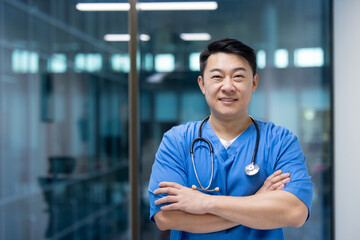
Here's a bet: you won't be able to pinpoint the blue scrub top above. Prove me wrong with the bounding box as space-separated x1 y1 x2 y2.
148 119 313 240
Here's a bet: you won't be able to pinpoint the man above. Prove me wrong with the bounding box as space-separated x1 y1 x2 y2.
148 38 313 239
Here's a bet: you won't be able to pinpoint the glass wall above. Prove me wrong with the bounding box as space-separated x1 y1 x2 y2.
0 0 332 239
138 0 332 240
0 0 129 239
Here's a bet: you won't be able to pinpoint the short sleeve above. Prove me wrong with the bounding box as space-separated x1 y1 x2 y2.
272 130 314 218
148 127 188 223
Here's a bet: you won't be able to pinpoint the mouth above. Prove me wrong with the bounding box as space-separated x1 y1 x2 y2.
219 98 238 102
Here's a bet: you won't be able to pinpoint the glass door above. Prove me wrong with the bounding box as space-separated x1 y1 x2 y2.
0 0 130 239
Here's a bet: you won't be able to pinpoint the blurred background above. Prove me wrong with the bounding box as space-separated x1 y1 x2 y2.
0 0 332 239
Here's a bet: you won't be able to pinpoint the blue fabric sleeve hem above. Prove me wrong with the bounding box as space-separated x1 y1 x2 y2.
149 191 161 223
281 185 313 220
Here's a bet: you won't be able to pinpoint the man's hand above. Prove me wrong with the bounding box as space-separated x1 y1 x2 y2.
256 170 290 195
154 170 290 214
154 182 211 214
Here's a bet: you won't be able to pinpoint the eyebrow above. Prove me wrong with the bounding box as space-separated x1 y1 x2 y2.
209 67 247 72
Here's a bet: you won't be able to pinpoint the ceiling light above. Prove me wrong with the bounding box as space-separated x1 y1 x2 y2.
137 2 218 11
76 3 130 11
294 48 324 67
104 34 130 42
104 34 151 42
274 49 289 68
140 34 151 41
180 33 211 41
76 2 217 11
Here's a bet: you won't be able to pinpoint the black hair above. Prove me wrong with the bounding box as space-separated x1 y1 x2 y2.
199 38 257 77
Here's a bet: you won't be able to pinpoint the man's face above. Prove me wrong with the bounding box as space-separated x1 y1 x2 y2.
198 52 258 120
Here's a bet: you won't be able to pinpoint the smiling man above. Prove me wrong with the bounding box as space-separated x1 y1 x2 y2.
148 38 313 240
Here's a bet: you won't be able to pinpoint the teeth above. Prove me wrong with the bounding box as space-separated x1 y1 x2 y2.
221 98 235 101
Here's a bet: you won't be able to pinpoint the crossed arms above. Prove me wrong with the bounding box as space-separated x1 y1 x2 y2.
153 170 308 233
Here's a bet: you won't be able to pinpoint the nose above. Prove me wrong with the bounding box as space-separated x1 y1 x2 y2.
221 77 235 93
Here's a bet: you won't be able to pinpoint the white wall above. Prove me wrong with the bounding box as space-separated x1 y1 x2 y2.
334 0 360 239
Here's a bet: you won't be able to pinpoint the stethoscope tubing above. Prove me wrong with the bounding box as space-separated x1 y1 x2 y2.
190 116 260 192
250 116 260 166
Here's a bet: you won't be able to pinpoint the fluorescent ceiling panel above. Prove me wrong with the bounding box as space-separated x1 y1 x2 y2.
74 53 102 72
48 54 67 73
104 34 150 42
294 48 324 67
76 2 218 11
274 49 289 68
12 50 39 73
137 2 218 11
76 3 130 11
111 54 130 73
256 50 266 69
104 34 130 42
155 54 175 72
189 52 201 71
180 33 211 41
140 34 151 41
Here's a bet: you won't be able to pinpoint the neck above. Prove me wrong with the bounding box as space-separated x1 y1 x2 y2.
209 114 252 141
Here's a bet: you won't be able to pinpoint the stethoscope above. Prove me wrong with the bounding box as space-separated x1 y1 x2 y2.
190 116 260 192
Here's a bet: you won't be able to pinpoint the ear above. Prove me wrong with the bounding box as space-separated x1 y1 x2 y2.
252 74 259 93
198 76 205 94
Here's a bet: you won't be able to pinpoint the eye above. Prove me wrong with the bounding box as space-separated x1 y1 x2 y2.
234 74 244 78
211 75 223 80
233 74 245 81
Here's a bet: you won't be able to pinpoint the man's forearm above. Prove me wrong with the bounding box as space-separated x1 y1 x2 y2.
207 190 308 229
153 171 297 232
154 210 238 233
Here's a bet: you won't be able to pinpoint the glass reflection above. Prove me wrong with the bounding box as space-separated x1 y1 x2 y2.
0 0 129 239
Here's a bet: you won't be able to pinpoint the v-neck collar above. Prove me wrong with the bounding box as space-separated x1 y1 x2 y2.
202 120 256 159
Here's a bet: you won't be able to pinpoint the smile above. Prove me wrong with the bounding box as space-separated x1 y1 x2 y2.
219 98 237 102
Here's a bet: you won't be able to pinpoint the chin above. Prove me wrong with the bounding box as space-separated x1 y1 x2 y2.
214 112 241 120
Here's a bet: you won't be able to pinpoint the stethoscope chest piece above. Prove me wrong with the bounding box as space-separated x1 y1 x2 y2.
245 163 260 176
